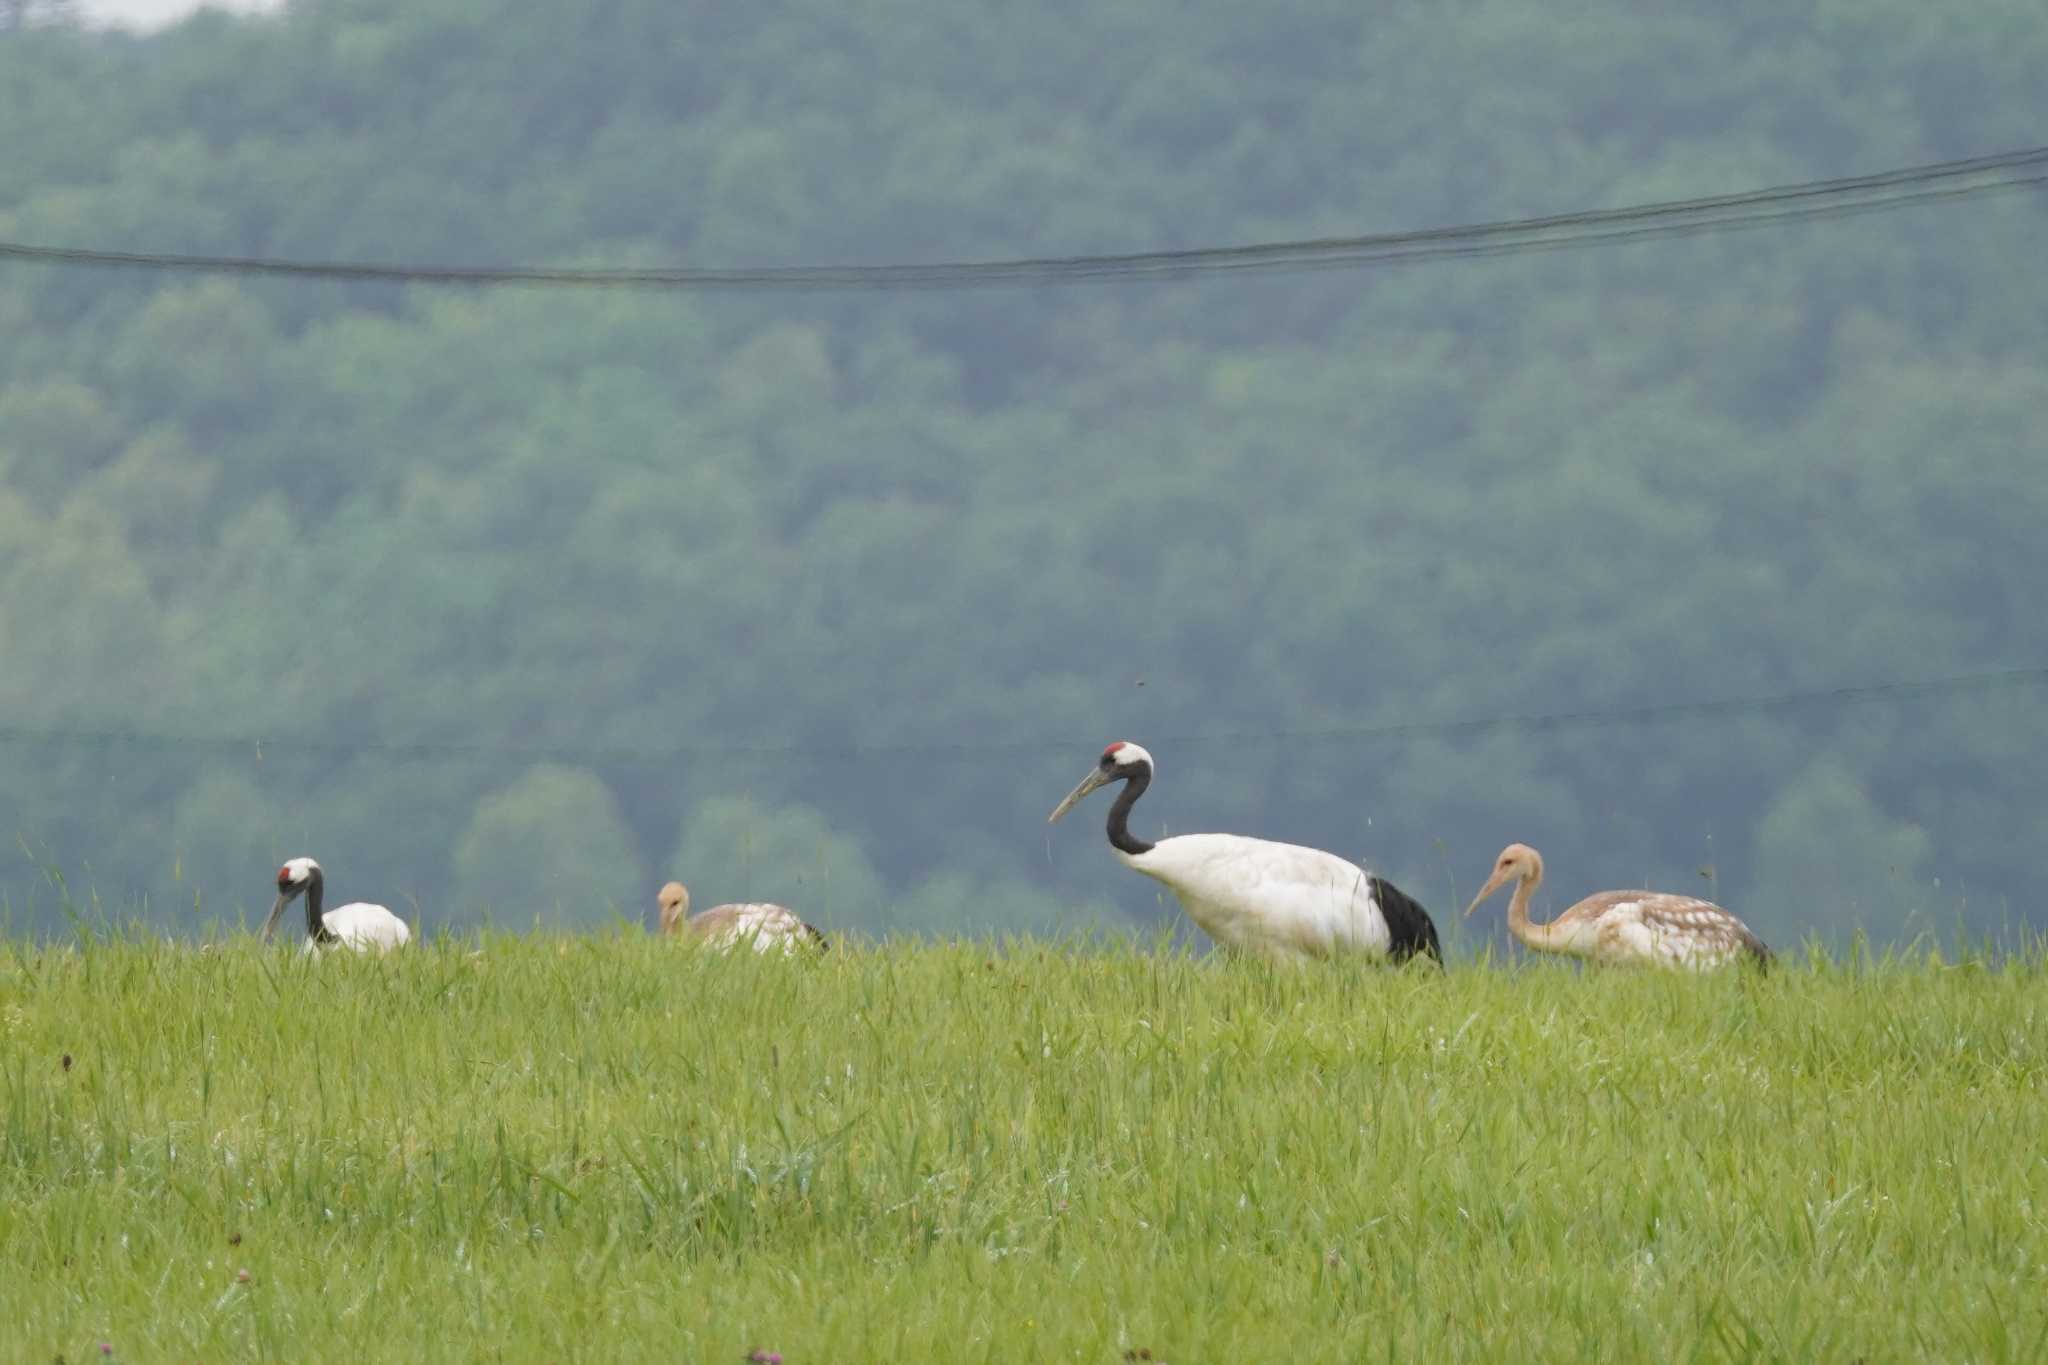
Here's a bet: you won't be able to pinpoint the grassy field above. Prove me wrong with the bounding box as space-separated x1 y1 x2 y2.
3 931 2045 1362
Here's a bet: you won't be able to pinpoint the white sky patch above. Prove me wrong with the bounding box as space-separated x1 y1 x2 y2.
75 0 282 32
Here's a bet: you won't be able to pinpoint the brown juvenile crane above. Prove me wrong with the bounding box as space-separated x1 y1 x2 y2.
1464 843 1770 969
657 881 827 954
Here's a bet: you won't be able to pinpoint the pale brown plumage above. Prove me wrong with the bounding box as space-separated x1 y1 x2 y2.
656 881 828 954
1464 843 1770 969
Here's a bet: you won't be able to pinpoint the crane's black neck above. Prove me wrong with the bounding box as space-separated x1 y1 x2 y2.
302 869 337 944
1106 767 1155 857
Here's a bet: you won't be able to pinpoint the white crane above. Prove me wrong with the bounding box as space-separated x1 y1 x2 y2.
1464 843 1771 969
261 857 412 954
657 881 828 954
1047 741 1440 965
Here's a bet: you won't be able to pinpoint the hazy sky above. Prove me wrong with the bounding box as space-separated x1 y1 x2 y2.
78 0 278 30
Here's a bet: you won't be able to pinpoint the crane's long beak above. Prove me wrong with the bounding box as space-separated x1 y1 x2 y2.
1048 766 1112 823
1464 868 1513 918
261 891 290 942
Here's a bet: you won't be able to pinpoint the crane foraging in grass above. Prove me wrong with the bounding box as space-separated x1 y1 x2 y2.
262 857 412 954
657 881 828 954
1464 843 1770 969
1047 741 1440 965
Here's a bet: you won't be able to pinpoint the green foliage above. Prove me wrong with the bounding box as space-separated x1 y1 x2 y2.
666 795 885 932
1752 759 1936 946
889 868 1100 940
1 937 2044 1359
453 765 643 928
0 378 124 504
168 770 290 921
0 0 2044 939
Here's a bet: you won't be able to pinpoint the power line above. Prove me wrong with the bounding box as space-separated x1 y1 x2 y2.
2 666 2040 766
1 147 2042 293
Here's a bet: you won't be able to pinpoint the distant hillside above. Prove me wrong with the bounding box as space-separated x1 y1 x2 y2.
1 0 2044 941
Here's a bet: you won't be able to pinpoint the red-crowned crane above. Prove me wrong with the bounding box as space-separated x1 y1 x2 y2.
1048 741 1439 965
1465 843 1770 969
657 881 828 954
262 857 412 954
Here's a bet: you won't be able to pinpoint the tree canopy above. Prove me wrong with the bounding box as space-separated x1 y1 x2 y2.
1 0 2043 947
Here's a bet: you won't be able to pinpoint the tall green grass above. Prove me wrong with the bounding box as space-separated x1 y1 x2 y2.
2 932 2044 1361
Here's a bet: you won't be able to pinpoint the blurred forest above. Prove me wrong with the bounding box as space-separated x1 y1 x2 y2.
0 0 2043 947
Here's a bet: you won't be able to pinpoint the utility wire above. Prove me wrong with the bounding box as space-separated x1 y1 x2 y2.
2 666 2041 766
1 147 2043 293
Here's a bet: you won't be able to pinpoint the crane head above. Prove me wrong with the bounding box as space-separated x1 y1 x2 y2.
277 857 320 892
263 857 322 941
1048 741 1154 823
656 881 691 934
1465 843 1544 917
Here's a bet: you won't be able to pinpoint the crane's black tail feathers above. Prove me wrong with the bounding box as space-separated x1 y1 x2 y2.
802 920 831 950
1371 877 1442 966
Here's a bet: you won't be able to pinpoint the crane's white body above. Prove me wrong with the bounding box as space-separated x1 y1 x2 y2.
307 901 413 955
1050 742 1438 965
692 903 818 955
1118 833 1396 963
1548 891 1763 970
657 881 826 954
265 857 412 955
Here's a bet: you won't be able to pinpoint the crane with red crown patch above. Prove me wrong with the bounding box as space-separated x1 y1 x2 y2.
262 857 412 954
1048 741 1439 965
